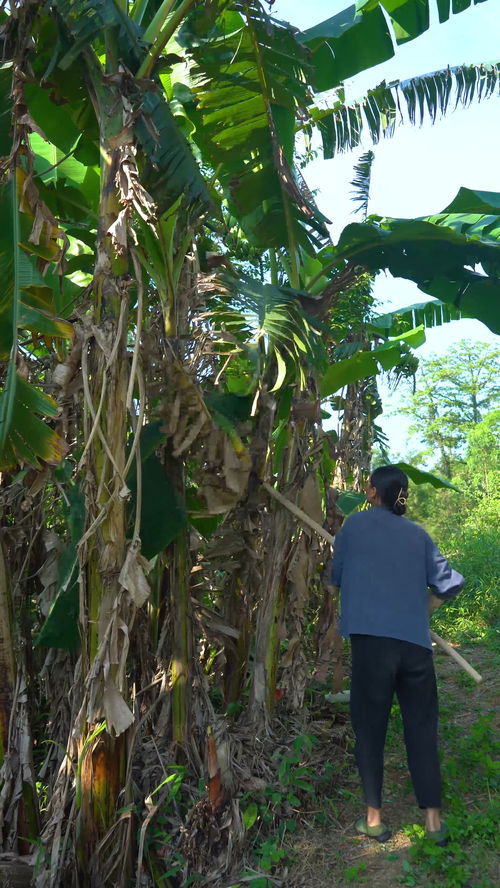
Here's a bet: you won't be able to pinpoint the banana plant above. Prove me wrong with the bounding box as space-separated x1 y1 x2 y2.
0 1 215 882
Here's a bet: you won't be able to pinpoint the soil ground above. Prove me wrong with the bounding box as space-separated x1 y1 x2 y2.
286 640 500 888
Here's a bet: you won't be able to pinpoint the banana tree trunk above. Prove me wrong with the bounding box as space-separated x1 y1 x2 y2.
219 394 277 709
249 423 299 728
75 76 132 885
314 487 346 689
249 509 292 727
0 534 40 852
223 573 252 706
333 379 372 492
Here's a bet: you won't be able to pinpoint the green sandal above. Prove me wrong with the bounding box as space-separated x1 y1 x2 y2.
426 823 449 847
355 817 392 843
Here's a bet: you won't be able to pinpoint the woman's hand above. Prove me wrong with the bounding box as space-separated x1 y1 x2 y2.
428 593 444 614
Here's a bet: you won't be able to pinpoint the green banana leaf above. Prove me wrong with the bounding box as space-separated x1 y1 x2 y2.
337 490 366 515
35 474 85 650
0 174 74 358
395 462 459 491
441 187 500 215
320 326 425 398
369 299 461 337
0 171 73 469
48 0 213 217
0 370 66 470
127 424 187 560
302 0 490 93
335 214 500 334
179 1 330 251
208 271 327 392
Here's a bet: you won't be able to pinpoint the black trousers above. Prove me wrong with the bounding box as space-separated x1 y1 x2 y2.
350 634 442 809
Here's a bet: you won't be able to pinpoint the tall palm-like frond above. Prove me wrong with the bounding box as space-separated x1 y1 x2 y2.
350 150 375 218
370 299 462 337
179 1 330 255
309 63 500 159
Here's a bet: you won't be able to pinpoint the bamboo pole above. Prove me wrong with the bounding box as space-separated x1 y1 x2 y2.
262 482 334 545
262 481 483 684
430 632 482 683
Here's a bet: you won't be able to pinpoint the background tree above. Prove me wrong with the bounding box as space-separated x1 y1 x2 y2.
403 406 500 641
398 340 500 476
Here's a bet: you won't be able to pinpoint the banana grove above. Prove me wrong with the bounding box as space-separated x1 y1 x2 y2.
0 1 499 885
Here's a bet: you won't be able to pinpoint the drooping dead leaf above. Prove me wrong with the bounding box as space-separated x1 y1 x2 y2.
118 541 150 607
172 412 208 458
102 676 134 736
38 531 64 616
222 436 251 495
199 480 241 515
298 472 323 527
107 208 129 254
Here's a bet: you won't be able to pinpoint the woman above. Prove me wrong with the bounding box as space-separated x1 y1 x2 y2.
331 465 464 846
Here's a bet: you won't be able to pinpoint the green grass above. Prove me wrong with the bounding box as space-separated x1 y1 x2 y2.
387 648 500 888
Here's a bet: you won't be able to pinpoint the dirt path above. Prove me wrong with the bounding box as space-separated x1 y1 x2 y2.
287 641 500 887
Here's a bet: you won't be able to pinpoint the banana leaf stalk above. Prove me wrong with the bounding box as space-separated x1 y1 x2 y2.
170 528 192 744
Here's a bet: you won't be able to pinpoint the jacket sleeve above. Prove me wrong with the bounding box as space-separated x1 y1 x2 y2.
330 526 345 587
425 537 464 599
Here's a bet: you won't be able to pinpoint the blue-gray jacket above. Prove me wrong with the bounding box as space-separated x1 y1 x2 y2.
330 506 464 650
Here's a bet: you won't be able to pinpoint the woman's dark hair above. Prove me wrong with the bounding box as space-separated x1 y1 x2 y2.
370 465 409 516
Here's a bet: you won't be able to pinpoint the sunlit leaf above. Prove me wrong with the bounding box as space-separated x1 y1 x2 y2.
336 214 500 334
0 372 65 470
396 462 460 491
179 2 330 250
319 327 425 397
302 2 489 93
269 349 288 392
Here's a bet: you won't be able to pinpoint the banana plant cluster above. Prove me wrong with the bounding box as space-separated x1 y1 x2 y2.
0 0 499 885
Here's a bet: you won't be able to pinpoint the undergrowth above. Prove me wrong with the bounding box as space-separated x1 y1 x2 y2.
231 731 343 887
144 573 499 886
235 642 500 887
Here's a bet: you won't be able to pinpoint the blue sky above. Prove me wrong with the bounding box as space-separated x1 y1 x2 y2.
274 0 500 454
